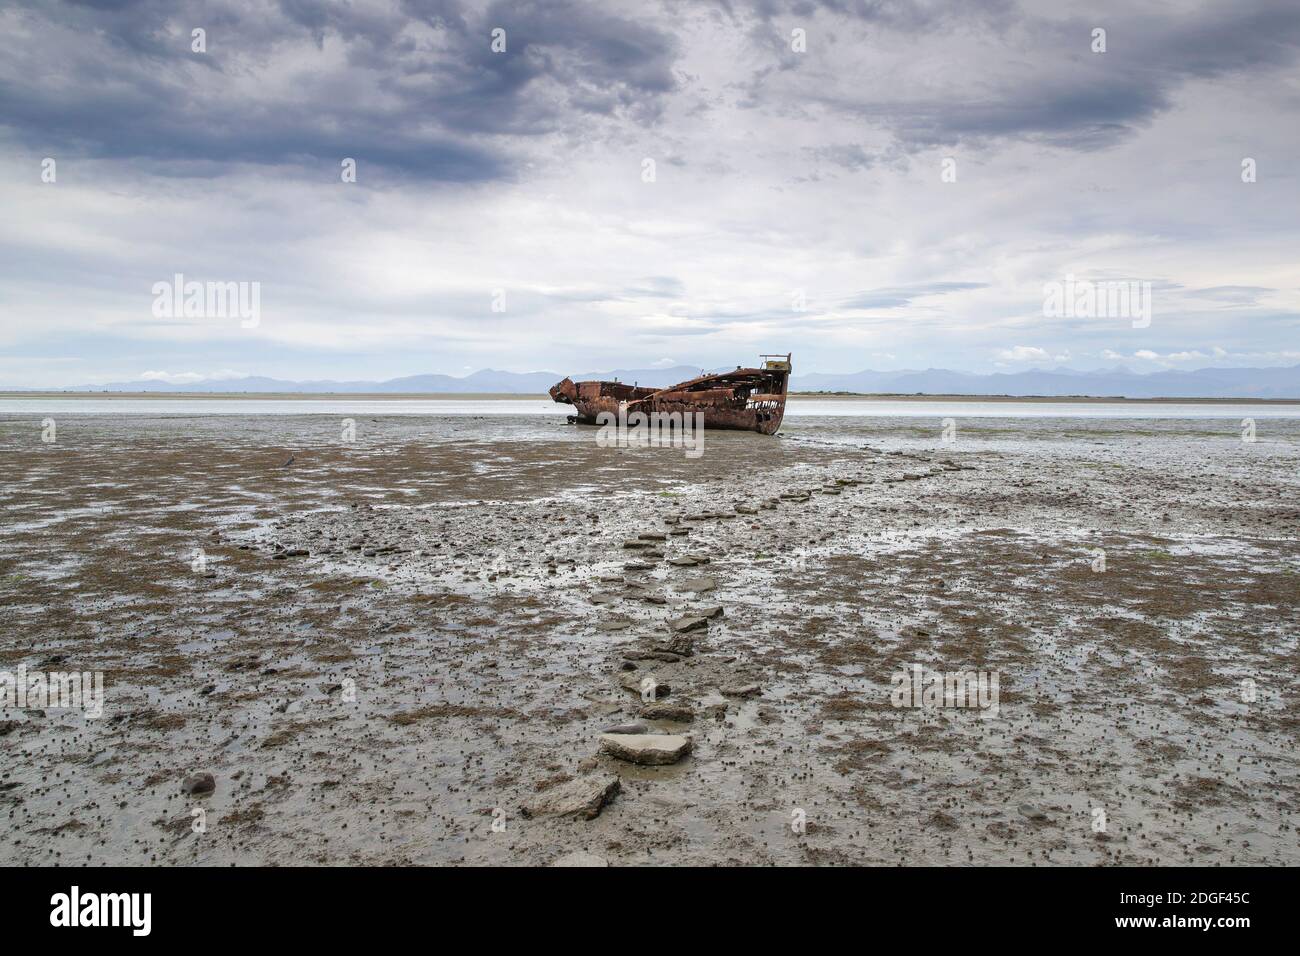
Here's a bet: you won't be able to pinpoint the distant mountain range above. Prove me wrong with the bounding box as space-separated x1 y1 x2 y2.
6 364 1300 399
793 364 1300 399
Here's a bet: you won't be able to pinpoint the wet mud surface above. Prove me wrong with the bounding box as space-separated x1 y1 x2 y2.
2 412 1298 865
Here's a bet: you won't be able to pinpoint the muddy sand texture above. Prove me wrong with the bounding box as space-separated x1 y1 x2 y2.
1 412 1298 866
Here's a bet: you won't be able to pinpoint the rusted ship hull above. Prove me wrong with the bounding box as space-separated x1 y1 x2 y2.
549 354 791 436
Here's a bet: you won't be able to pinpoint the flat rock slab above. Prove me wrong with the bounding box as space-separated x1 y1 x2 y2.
676 576 717 593
670 615 709 633
640 703 694 722
603 722 648 735
623 650 681 663
652 634 695 657
721 683 761 698
520 773 620 820
599 733 692 766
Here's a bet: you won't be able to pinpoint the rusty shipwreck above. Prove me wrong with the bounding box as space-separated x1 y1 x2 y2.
549 354 792 435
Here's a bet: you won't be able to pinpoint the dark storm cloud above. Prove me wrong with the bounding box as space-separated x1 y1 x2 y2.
746 0 1017 32
0 0 679 180
9 0 1297 183
741 0 1300 153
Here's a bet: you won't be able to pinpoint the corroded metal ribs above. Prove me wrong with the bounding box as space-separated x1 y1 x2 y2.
549 354 791 435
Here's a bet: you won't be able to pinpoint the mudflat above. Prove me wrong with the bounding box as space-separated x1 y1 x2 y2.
1 412 1297 865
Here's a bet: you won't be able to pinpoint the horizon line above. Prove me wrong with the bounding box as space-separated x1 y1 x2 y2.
5 359 1300 391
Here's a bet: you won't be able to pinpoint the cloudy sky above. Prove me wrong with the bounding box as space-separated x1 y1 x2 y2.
2 0 1298 386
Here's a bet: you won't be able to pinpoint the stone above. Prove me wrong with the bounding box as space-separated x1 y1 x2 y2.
604 722 648 735
670 615 708 633
623 650 681 663
640 703 694 722
599 733 692 766
653 634 695 657
696 606 724 619
676 575 716 593
721 683 761 698
181 773 215 796
520 772 620 820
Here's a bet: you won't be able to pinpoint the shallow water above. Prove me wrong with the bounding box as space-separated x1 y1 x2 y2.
3 397 1299 419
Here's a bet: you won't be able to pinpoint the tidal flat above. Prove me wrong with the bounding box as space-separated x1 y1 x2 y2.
1 409 1297 866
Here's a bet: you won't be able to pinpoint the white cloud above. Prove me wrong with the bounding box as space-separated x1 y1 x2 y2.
1097 347 1300 368
998 346 1051 363
139 370 248 384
